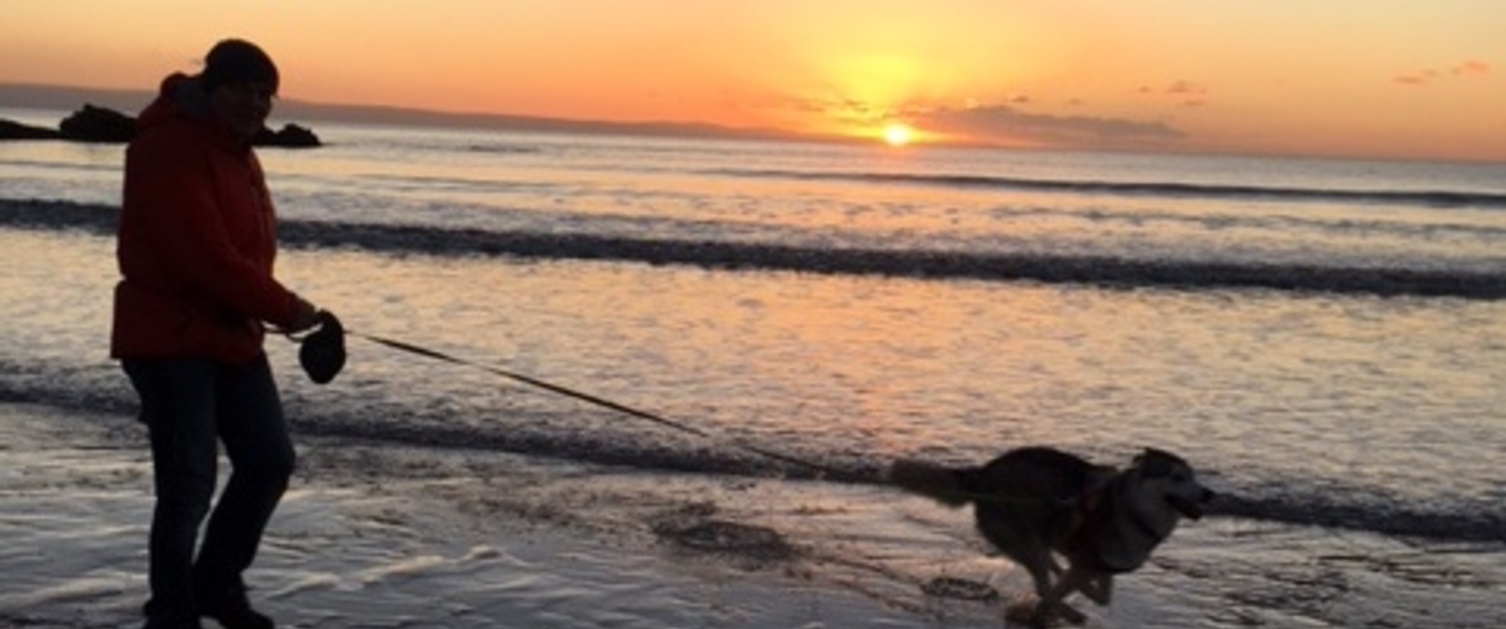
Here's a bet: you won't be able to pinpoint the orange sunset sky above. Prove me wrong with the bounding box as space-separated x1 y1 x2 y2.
2 1 1503 162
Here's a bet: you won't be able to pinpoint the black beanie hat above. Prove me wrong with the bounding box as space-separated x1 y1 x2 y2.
201 39 279 95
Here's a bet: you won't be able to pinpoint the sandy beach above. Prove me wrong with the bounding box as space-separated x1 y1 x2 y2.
2 401 1013 629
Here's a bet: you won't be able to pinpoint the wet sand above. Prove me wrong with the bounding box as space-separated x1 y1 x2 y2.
7 393 1506 629
0 403 985 629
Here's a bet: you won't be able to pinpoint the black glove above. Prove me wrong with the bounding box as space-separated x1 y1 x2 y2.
299 310 346 384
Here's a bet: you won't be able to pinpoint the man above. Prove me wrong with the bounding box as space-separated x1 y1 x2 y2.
113 39 322 629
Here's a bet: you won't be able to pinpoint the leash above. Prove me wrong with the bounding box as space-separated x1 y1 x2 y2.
342 330 849 479
285 325 1108 506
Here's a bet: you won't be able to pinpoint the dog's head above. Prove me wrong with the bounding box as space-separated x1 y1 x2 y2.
1131 448 1215 520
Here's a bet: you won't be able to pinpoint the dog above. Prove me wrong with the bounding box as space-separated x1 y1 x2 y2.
888 447 1214 627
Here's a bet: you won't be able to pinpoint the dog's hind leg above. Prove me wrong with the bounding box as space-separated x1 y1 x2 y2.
1078 574 1113 605
1005 558 1088 628
1046 552 1067 577
1030 566 1093 628
1018 550 1060 608
1004 546 1079 629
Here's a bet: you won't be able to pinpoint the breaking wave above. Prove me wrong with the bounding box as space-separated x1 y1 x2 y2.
5 198 1504 300
707 168 1506 209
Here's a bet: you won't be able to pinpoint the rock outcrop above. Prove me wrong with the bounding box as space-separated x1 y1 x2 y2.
0 118 63 140
58 104 137 143
256 123 321 148
1 104 322 148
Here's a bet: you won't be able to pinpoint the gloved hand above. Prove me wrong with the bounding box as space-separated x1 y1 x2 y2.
299 310 346 384
286 297 322 333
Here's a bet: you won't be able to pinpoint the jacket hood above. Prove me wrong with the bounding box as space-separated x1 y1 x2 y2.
135 72 252 153
137 73 206 131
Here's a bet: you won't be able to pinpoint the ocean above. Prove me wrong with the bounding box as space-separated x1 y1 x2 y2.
2 106 1503 627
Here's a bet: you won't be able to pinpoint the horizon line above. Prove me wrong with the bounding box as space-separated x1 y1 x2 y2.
3 81 1502 166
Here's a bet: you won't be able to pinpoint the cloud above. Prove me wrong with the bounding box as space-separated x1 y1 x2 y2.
917 103 1185 147
1139 80 1210 106
1453 59 1491 76
1395 68 1442 85
1164 80 1208 95
774 90 1187 149
1395 60 1491 85
791 94 884 121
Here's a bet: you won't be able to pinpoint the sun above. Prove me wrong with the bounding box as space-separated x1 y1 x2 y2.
882 123 914 147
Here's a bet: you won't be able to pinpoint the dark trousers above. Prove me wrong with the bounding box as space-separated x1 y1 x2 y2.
124 353 295 621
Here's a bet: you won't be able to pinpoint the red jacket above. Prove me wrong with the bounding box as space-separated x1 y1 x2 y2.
111 74 302 363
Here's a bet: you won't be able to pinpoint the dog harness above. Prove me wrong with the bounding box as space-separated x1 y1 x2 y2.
1067 474 1167 573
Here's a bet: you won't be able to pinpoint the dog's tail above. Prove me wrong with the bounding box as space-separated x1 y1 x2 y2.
886 459 980 508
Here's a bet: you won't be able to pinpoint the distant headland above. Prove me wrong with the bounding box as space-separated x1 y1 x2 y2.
0 82 809 145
